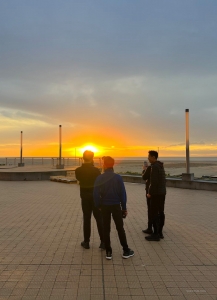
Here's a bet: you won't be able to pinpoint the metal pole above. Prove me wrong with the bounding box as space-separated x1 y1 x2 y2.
20 131 23 164
185 109 190 173
59 125 62 165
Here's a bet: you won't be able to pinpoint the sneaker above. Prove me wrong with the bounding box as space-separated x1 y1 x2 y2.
99 242 105 250
122 249 134 259
81 241 90 249
159 233 164 239
142 228 153 234
145 234 160 241
106 251 112 260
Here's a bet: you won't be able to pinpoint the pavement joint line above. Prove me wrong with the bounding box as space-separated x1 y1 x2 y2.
0 263 216 266
101 250 106 300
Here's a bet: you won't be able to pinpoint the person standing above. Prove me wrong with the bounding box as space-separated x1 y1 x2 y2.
142 163 152 234
145 150 166 241
75 150 104 249
94 156 134 260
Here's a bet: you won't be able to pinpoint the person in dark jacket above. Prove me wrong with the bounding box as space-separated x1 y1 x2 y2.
142 165 152 234
75 150 104 249
145 150 166 241
94 156 134 260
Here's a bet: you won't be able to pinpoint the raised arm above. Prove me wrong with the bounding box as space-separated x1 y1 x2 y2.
142 166 151 180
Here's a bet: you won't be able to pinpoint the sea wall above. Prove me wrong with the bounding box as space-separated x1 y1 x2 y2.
120 175 217 192
0 170 69 181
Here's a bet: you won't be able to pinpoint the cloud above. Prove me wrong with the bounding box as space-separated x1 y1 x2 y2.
164 141 207 149
112 76 146 94
129 110 140 118
0 143 19 147
0 107 76 130
204 107 217 114
0 109 43 121
0 1 217 155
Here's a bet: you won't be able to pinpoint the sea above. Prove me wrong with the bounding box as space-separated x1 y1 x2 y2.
112 157 217 177
1 156 217 177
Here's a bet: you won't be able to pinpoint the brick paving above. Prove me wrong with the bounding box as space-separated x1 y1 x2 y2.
0 181 216 300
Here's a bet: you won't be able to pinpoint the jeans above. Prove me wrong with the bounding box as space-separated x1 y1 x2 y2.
81 197 104 243
150 195 165 234
101 204 129 252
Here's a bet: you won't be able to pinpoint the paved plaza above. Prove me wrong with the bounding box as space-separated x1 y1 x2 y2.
0 181 216 300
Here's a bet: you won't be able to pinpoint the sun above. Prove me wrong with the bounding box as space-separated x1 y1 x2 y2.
81 145 98 154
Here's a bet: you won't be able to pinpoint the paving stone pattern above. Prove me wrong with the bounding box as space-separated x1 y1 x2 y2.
0 181 216 300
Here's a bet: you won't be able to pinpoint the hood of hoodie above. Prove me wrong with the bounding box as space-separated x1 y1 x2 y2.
152 161 164 168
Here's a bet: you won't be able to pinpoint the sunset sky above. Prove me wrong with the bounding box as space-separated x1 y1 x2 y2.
1 1 217 157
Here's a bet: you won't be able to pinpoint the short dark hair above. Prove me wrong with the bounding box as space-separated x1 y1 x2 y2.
103 156 115 168
148 150 158 159
83 150 94 162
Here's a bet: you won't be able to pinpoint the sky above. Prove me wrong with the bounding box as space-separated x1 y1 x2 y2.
0 0 217 157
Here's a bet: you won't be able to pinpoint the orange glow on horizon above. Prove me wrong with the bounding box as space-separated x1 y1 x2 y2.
1 132 217 157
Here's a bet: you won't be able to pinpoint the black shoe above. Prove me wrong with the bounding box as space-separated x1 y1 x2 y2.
159 233 164 239
99 242 105 250
106 251 112 260
142 228 153 234
122 249 134 259
81 241 90 249
145 234 160 241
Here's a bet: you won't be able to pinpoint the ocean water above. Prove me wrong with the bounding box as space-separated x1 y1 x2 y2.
1 156 217 177
113 157 217 162
112 157 217 177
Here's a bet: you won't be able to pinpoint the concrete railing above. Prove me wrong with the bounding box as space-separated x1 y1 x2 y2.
120 175 217 192
0 157 103 168
0 157 82 167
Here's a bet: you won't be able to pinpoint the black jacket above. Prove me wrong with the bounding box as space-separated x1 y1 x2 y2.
142 166 151 191
148 161 166 195
75 163 101 198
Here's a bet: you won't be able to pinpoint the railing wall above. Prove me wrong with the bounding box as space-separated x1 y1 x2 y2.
0 157 102 168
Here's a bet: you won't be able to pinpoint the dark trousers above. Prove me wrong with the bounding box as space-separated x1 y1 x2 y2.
150 195 165 235
146 195 152 229
101 204 129 252
81 197 104 243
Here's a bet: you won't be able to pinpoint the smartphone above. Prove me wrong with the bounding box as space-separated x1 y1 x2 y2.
143 161 148 167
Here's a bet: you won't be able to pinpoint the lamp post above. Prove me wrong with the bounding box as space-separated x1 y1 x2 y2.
185 109 190 174
18 131 25 167
56 125 64 169
182 109 194 181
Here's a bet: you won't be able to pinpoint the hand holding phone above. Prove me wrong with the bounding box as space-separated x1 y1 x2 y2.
143 161 148 170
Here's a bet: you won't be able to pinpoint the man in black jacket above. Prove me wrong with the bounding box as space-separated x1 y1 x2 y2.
144 150 166 241
75 150 104 249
